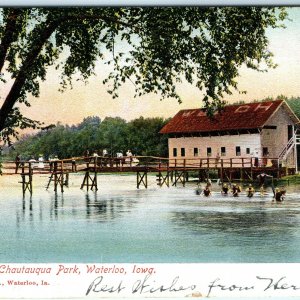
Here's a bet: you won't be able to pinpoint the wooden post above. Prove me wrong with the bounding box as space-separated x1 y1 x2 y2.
80 157 98 191
170 170 174 182
21 163 26 195
145 171 148 188
29 163 33 195
20 162 33 195
156 172 162 186
93 156 98 191
166 164 170 187
220 159 224 184
250 157 253 180
60 160 64 193
137 171 147 189
64 173 69 187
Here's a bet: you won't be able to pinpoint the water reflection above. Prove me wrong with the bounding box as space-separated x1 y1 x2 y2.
85 193 137 222
15 191 139 225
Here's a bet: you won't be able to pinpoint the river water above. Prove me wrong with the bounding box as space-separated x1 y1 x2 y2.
0 174 299 263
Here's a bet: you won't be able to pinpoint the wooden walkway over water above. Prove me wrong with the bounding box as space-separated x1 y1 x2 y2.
1 156 295 195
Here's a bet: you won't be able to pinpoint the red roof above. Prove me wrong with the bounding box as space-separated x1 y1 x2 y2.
160 100 284 134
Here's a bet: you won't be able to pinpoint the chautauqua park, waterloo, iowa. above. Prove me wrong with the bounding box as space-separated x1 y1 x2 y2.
1 7 300 264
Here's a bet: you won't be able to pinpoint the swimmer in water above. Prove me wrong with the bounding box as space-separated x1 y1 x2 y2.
232 184 241 197
195 183 202 195
274 188 284 202
221 183 229 195
246 184 255 198
203 185 211 197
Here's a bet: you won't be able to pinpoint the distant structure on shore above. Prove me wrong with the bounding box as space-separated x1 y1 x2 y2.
160 100 300 171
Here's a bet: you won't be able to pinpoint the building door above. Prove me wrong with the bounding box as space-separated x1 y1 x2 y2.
262 147 269 156
288 125 293 141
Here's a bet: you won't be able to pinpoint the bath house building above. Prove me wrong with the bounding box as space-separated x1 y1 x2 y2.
160 100 300 172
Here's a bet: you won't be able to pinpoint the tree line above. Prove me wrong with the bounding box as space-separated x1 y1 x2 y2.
5 116 170 160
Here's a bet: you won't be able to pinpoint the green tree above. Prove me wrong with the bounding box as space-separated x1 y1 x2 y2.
0 7 287 144
8 115 170 159
287 97 300 119
98 117 128 156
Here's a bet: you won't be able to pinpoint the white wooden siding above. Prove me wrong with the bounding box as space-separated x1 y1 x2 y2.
168 134 261 160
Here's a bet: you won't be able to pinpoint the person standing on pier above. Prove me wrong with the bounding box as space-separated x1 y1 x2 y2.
15 153 21 174
38 154 44 169
71 159 77 172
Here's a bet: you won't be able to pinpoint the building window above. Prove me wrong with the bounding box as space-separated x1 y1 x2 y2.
236 146 241 156
221 147 226 156
246 147 250 155
181 148 185 157
173 148 177 157
194 148 199 157
207 147 212 157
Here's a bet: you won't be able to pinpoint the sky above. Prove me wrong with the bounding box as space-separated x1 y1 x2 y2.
4 7 300 127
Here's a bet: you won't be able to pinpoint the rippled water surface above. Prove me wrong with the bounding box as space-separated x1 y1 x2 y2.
0 174 300 263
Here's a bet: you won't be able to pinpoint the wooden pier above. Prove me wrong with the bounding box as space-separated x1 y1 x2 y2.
1 155 296 195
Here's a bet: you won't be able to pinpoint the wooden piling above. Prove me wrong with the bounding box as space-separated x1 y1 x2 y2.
19 162 33 195
137 171 148 189
80 157 98 191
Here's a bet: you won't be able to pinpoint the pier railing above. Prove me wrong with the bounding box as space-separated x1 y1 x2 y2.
1 155 295 194
2 155 283 175
168 157 280 169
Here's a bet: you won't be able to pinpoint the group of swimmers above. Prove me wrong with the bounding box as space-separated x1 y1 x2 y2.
196 181 286 202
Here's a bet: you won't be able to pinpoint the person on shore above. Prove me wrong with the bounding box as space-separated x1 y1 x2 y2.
203 185 211 197
15 153 21 174
84 149 90 162
221 183 229 195
246 184 255 198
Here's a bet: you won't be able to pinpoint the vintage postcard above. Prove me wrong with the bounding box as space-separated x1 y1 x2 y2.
0 3 300 299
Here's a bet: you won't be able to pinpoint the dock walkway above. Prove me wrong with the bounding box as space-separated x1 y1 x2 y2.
1 156 295 194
